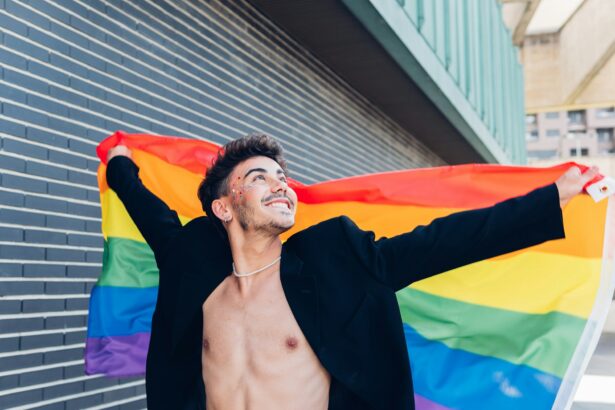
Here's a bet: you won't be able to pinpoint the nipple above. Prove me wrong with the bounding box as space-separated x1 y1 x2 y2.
202 339 210 351
285 336 299 350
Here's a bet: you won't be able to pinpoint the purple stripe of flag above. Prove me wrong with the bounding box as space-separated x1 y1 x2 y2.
414 394 454 410
85 332 150 377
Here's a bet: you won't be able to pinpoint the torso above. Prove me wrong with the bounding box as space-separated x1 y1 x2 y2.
201 271 331 410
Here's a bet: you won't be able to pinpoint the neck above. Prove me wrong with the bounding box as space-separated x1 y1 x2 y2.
228 228 282 292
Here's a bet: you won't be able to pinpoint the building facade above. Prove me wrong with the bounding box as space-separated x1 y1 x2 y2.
513 0 615 162
526 106 615 161
516 0 615 112
0 0 523 408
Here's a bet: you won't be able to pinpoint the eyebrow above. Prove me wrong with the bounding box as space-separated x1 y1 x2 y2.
243 168 287 178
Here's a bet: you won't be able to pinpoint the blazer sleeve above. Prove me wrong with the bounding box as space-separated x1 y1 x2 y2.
341 183 566 291
106 156 182 264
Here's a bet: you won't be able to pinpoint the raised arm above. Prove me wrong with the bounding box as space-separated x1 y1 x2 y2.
106 147 182 264
343 166 599 291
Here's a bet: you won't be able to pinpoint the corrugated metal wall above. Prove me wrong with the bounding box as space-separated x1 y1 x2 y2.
0 0 444 408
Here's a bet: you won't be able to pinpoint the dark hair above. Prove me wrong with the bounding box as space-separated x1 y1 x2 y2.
198 133 288 236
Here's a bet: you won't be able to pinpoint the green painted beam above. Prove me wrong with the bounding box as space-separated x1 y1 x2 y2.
341 0 526 164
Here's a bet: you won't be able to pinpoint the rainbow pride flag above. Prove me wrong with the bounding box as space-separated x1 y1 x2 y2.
87 131 615 409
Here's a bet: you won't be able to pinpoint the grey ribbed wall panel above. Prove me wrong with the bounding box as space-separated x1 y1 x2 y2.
0 0 444 408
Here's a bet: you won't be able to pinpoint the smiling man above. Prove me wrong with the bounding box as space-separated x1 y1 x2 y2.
197 145 329 409
105 134 598 410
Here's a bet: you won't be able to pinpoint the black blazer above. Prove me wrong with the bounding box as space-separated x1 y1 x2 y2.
106 156 566 410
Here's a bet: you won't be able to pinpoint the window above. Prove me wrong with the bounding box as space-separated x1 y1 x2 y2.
525 114 537 125
597 128 614 141
596 107 615 119
570 148 589 157
567 110 585 124
527 149 557 159
545 112 560 119
546 129 560 137
525 130 539 141
567 130 586 139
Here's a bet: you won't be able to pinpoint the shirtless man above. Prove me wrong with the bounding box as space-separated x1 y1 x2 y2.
201 155 330 409
106 134 598 410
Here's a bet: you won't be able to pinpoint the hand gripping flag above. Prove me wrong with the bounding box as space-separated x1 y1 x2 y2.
87 131 615 409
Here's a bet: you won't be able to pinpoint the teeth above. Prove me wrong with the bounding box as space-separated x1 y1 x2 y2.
267 202 290 209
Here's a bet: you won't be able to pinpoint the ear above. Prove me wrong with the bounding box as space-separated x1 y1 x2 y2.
211 198 231 223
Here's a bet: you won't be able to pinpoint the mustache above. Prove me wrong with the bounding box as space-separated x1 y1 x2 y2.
262 193 293 205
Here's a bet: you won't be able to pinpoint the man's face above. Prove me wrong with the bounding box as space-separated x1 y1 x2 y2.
225 156 297 235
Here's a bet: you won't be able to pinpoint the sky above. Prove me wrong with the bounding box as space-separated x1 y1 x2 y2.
526 0 585 34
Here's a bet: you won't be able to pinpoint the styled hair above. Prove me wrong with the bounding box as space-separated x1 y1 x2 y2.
197 133 288 236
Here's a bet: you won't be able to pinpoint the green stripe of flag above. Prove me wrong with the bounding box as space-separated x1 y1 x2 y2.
98 237 159 288
397 287 586 378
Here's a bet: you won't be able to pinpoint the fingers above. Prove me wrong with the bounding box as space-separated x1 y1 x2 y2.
567 166 582 177
580 166 600 185
106 145 132 162
582 165 599 179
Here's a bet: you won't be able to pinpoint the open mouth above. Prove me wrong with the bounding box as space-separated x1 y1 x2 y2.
264 199 292 211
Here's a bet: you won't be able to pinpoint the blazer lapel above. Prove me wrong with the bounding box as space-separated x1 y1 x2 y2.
171 270 214 353
280 247 363 403
279 247 321 353
170 229 231 353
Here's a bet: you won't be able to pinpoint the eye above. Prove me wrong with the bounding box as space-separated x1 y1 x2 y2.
254 175 266 181
279 176 287 183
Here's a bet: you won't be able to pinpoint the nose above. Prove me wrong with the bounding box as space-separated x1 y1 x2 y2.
271 178 287 193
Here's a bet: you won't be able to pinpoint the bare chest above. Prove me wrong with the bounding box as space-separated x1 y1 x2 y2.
201 274 330 409
201 274 310 361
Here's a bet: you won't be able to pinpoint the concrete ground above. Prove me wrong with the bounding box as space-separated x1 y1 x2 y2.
572 301 615 409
